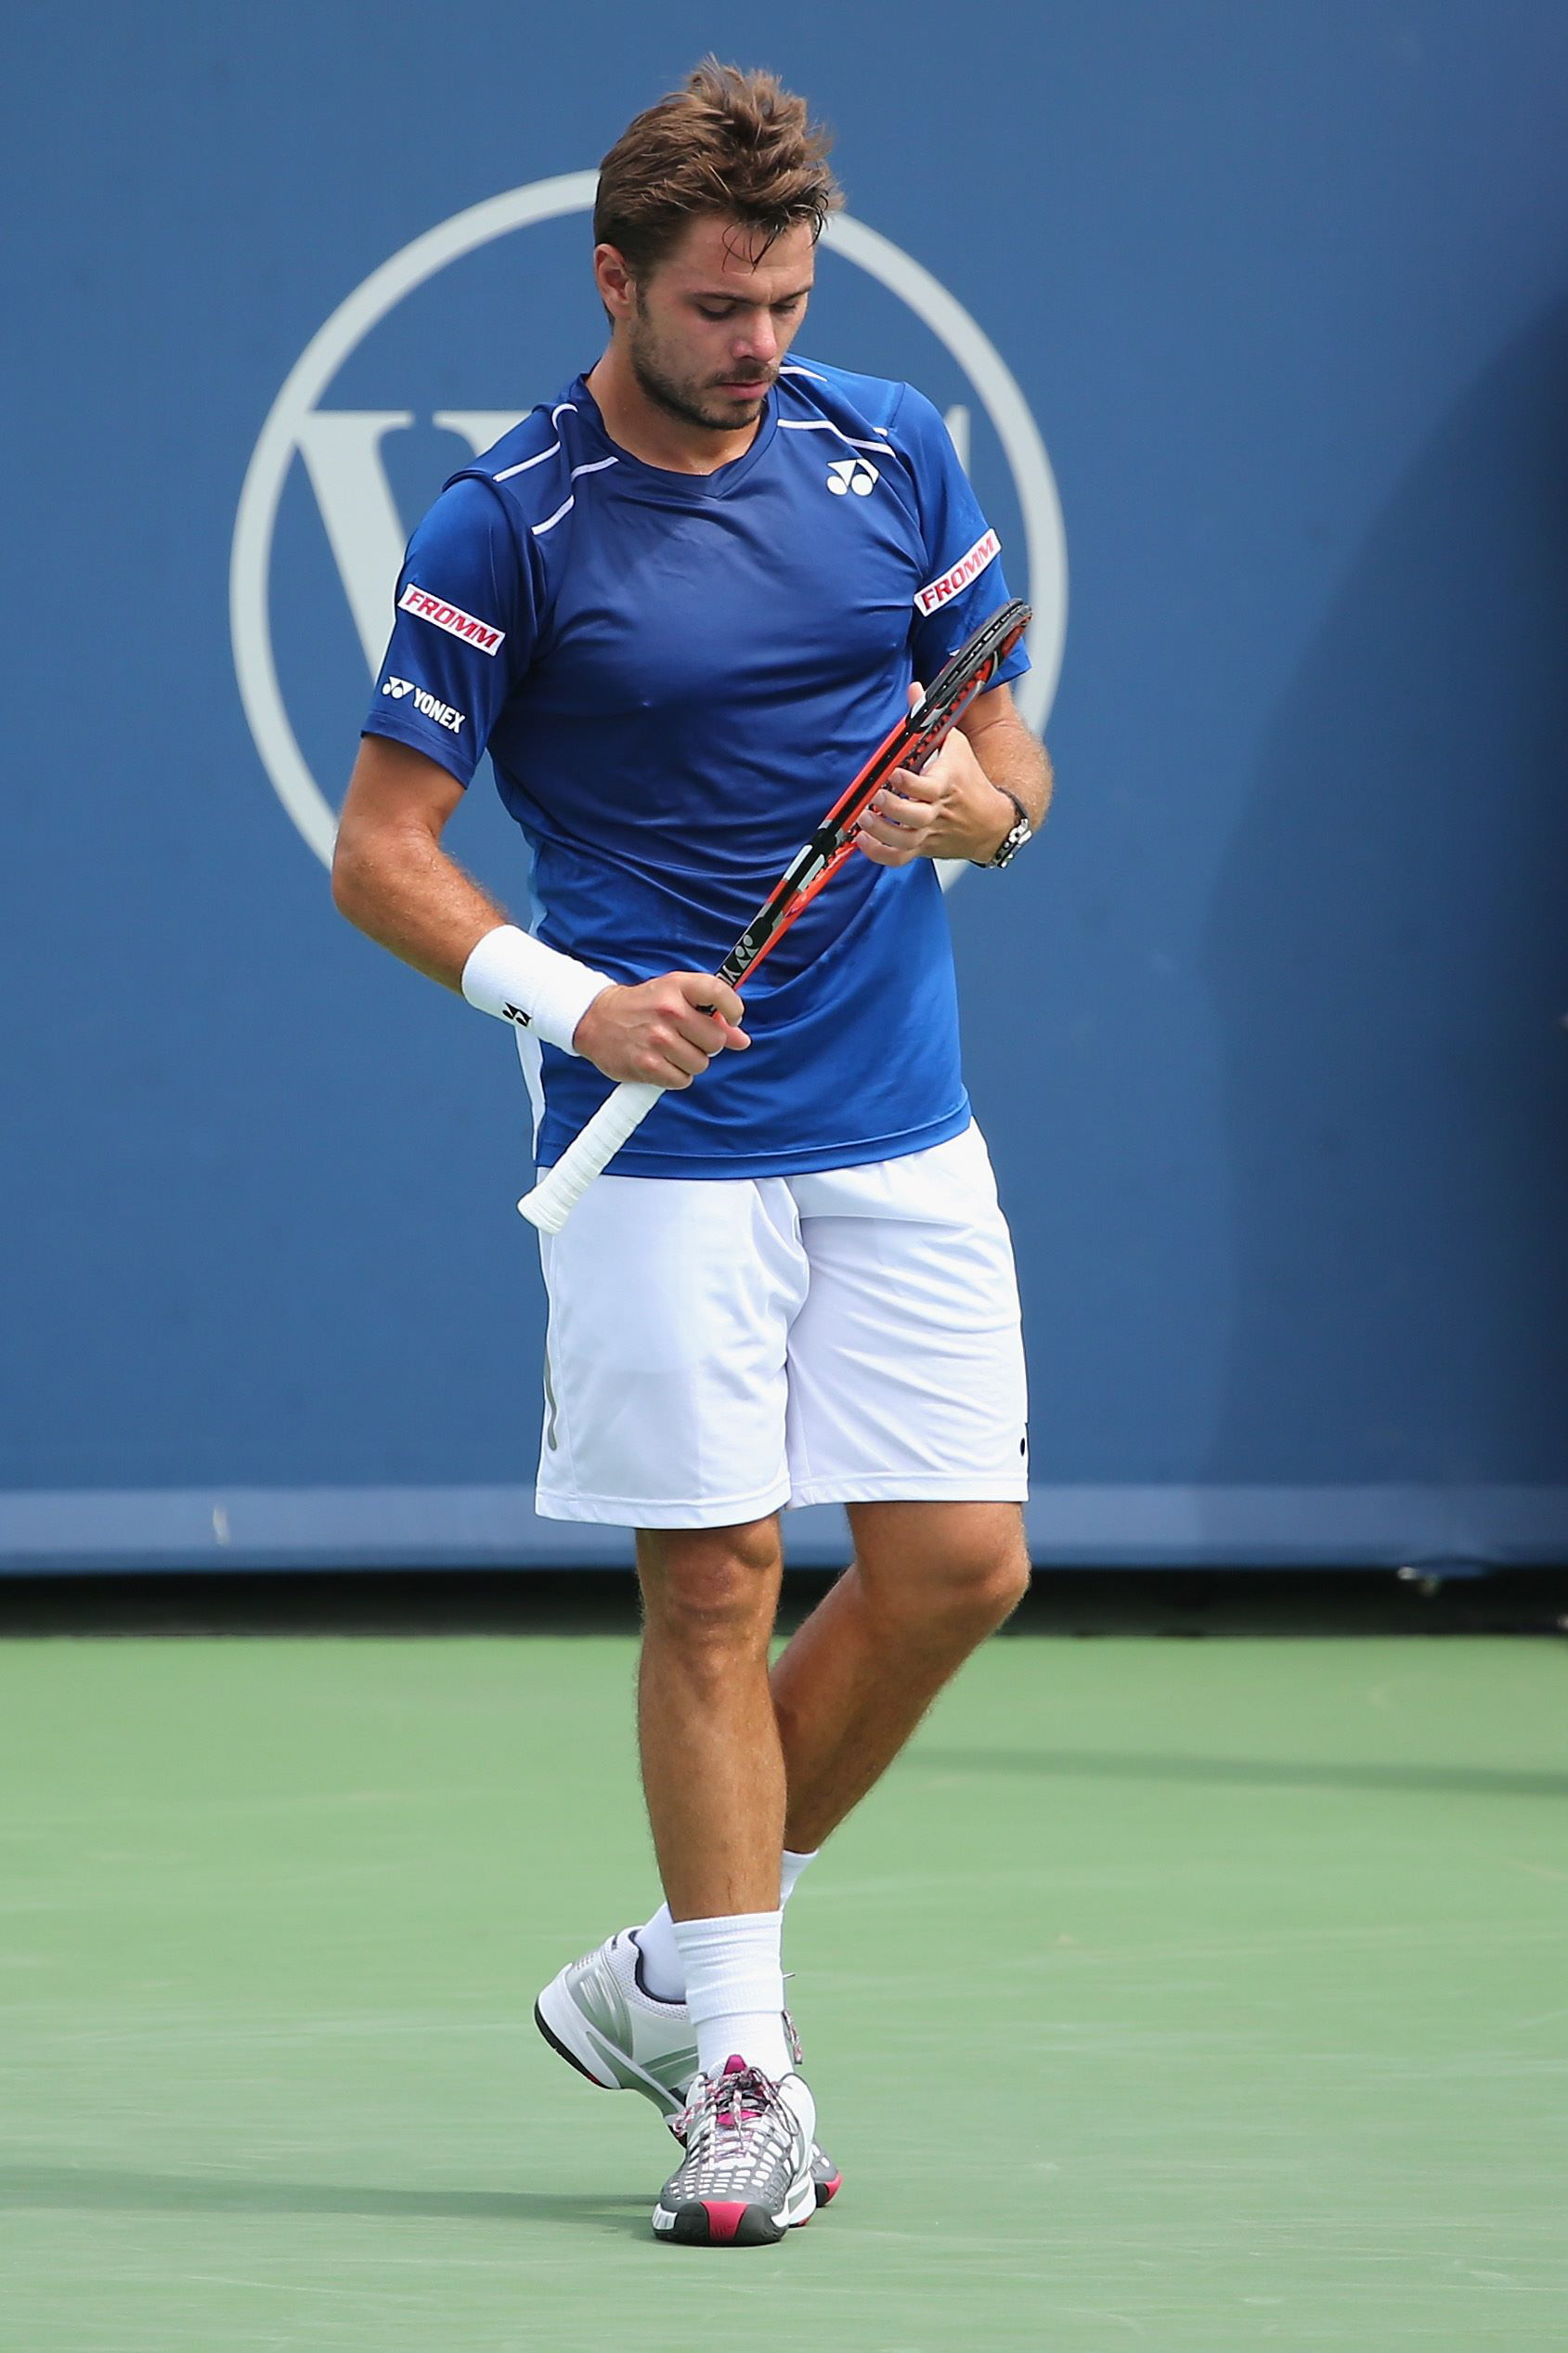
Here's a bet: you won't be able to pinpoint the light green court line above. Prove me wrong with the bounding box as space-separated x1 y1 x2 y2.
0 1632 1563 2350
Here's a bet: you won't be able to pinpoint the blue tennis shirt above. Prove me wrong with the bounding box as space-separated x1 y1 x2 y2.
362 357 1030 1177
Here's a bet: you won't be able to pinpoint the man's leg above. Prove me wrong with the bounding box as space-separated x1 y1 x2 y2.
633 1514 802 2086
634 1514 820 2244
771 1500 1030 1853
635 1516 784 1921
771 1130 1030 1852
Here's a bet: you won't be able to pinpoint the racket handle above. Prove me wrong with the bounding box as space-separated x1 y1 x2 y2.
516 1079 665 1233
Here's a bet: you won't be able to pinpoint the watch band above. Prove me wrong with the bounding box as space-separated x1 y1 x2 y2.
976 786 1034 869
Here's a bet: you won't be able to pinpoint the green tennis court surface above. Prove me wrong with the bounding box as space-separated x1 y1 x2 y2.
1 1618 1563 2349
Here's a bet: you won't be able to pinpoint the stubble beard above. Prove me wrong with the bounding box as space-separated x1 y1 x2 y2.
627 313 772 436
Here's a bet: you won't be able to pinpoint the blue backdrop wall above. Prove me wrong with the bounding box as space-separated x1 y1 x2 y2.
4 1 1566 1568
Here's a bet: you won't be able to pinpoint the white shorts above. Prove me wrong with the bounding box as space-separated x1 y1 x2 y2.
533 1121 1029 1528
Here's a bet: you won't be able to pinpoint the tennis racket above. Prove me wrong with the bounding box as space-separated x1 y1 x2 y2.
517 598 1032 1234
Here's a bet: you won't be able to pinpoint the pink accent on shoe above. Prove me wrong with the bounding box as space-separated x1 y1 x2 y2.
817 2169 843 2205
702 2201 748 2242
716 2054 750 2131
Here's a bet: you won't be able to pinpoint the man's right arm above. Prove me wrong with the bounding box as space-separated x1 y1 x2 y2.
330 734 747 1086
332 733 502 990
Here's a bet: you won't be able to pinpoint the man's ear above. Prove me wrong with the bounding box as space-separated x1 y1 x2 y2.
593 243 637 323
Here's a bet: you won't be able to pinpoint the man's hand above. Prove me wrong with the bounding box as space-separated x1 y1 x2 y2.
573 972 750 1087
853 683 1016 868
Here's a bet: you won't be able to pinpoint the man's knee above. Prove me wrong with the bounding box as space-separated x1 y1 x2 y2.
855 1505 1031 1644
978 1536 1032 1626
637 1517 782 1654
928 1539 1030 1639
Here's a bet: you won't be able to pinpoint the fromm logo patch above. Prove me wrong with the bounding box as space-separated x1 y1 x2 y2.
914 527 1001 616
398 583 505 655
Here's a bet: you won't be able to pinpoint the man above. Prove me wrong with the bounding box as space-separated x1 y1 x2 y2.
332 59 1052 2249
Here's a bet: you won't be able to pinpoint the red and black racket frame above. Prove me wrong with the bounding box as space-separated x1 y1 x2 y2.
713 597 1032 993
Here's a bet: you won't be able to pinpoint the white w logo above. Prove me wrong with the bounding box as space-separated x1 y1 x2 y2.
233 177 1063 867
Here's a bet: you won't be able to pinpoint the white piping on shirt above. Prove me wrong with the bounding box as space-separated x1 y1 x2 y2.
494 442 559 481
493 405 600 486
528 457 620 538
780 368 892 440
777 418 895 456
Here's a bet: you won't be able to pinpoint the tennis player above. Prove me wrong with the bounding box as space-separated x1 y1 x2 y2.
332 60 1052 2248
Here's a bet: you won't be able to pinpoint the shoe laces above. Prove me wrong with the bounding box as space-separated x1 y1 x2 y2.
676 2063 793 2179
668 2016 804 2146
684 2061 768 2137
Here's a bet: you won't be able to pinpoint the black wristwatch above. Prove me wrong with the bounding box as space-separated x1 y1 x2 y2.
975 786 1034 869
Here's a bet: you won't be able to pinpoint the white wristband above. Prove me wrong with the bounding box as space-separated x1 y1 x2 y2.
460 924 613 1058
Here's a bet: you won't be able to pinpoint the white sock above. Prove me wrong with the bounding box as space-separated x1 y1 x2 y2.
671 1911 790 2079
631 1904 687 2004
780 1846 818 1905
635 1845 818 2006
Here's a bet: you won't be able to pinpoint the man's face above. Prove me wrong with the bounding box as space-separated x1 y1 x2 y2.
621 214 816 435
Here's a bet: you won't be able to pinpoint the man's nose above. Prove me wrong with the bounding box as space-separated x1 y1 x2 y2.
733 313 778 363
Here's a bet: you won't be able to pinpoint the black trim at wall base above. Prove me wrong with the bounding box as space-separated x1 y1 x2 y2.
0 1566 1564 1638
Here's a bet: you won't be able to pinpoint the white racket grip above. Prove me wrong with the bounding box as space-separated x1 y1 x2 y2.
516 1079 666 1233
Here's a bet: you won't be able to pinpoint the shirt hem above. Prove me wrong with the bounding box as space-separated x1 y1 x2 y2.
535 1096 973 1182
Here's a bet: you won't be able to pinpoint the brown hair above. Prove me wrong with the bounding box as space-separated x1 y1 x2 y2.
594 58 843 280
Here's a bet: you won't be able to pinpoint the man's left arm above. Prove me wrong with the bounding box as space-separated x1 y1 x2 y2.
853 682 1053 868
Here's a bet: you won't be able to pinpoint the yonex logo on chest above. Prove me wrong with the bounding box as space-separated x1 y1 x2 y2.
826 457 879 497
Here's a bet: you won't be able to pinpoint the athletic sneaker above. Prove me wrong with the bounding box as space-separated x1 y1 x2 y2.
652 2055 816 2245
534 1929 842 2207
535 1929 697 2119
